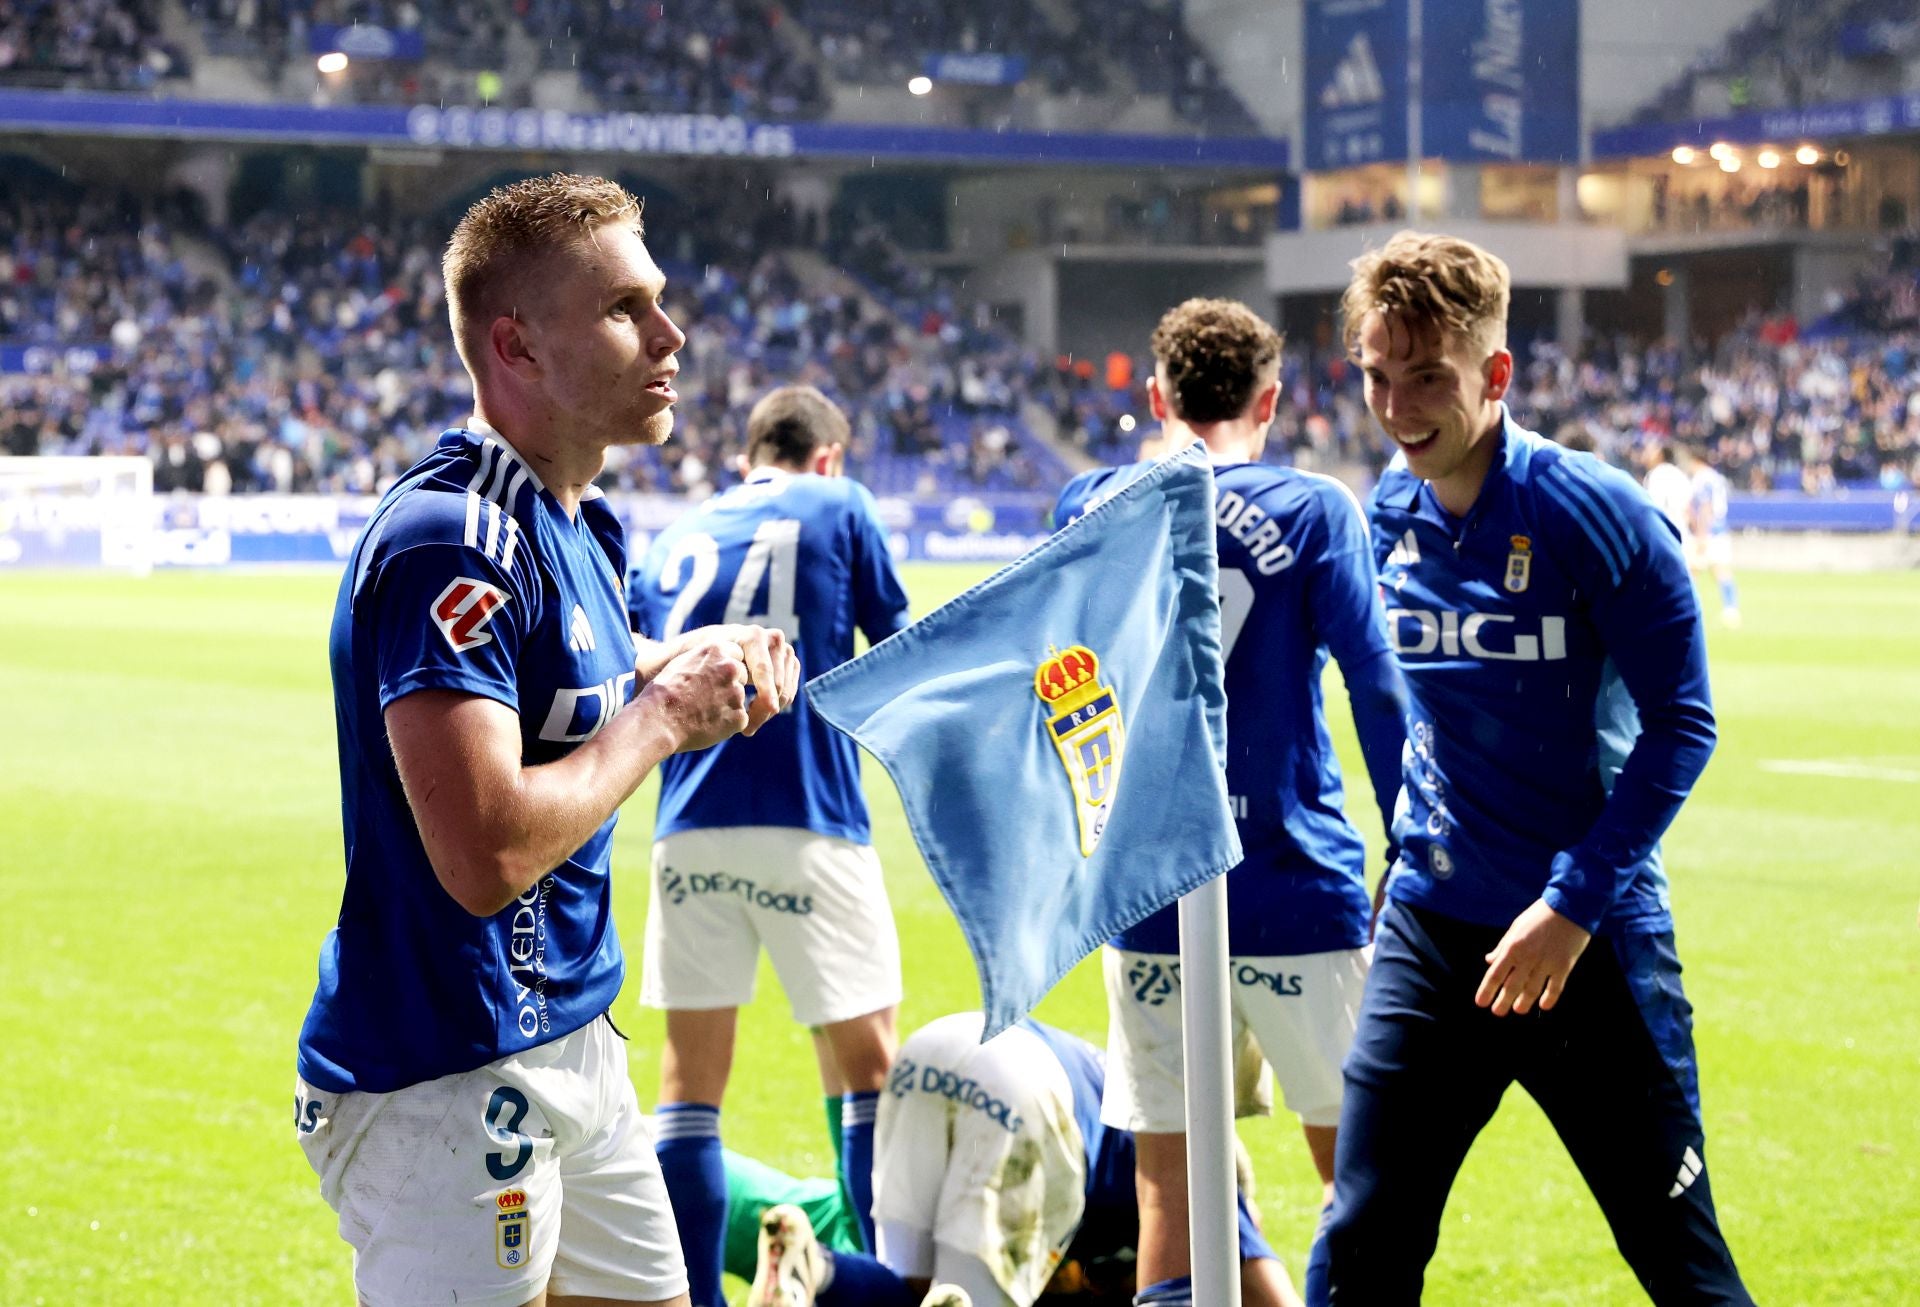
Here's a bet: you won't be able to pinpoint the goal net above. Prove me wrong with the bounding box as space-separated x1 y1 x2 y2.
0 456 156 575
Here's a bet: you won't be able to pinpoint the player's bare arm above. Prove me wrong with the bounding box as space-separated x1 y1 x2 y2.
660 624 800 734
1475 897 1592 1017
634 624 799 719
387 636 753 915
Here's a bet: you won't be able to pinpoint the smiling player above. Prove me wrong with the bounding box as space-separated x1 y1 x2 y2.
1313 230 1753 1304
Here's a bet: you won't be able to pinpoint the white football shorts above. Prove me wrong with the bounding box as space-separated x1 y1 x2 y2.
1700 531 1733 569
1101 944 1370 1132
873 1013 1087 1307
641 826 902 1027
295 1016 686 1307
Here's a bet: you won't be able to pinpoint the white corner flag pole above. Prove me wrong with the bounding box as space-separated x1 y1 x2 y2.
1178 873 1241 1306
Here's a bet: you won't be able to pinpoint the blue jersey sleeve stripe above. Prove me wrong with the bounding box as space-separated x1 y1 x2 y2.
1545 464 1637 573
1538 475 1625 585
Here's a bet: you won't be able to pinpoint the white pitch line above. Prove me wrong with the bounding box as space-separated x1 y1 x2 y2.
1759 760 1920 784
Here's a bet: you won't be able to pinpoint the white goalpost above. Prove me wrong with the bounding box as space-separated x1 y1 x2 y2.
0 456 157 575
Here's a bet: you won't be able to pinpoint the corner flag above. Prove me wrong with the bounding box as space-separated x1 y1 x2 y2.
808 444 1241 1036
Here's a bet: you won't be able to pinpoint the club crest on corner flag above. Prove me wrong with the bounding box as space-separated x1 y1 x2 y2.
808 444 1241 1037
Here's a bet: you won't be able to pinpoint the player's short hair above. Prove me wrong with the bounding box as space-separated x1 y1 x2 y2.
1341 230 1510 359
1554 422 1598 454
745 384 851 468
1149 298 1283 425
443 172 644 377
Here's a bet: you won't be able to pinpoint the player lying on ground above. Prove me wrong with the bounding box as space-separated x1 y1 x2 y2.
717 1013 1298 1307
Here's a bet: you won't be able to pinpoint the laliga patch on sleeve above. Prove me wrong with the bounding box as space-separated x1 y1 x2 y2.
432 576 510 652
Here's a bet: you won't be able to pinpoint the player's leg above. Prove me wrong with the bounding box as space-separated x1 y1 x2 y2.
1708 536 1740 626
760 832 903 1252
1133 1129 1191 1289
1236 1174 1303 1307
1238 945 1369 1295
1518 930 1754 1305
543 1017 701 1306
1314 903 1513 1305
642 829 767 1307
656 1009 737 1307
1242 1254 1306 1307
1101 947 1272 1293
819 1005 897 1251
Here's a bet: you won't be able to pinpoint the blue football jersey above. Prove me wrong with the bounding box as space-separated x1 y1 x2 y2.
629 469 911 842
1369 408 1716 936
1055 460 1392 955
1690 465 1731 534
298 428 639 1094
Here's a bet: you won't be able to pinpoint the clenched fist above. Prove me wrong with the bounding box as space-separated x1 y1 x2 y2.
642 624 802 753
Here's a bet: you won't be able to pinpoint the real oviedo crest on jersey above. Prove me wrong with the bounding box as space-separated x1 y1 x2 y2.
1504 535 1533 594
1035 644 1126 856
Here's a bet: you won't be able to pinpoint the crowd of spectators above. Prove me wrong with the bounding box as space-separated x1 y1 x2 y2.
785 0 1102 100
26 0 1255 135
0 184 1061 499
1630 0 1918 125
518 0 827 120
0 0 189 91
7 180 1915 503
1061 0 1258 136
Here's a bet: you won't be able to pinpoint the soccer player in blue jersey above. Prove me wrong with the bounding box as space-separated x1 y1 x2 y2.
1054 299 1408 1307
293 173 799 1307
1315 230 1752 1303
737 1012 1296 1307
1677 442 1742 628
628 384 913 1307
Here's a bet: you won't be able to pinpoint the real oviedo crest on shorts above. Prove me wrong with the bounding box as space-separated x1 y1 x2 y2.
1035 644 1126 856
495 1187 530 1270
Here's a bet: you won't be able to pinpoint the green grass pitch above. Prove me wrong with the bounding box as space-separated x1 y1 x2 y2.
4 565 1917 1304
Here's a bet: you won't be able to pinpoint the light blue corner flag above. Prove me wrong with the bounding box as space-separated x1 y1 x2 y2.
808 444 1242 1037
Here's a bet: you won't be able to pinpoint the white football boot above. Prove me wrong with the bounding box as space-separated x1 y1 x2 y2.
747 1203 826 1307
919 1286 974 1307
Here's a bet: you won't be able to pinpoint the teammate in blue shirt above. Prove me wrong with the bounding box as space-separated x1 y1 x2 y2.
1314 231 1752 1303
629 384 913 1307
1677 442 1742 628
294 173 799 1307
736 1013 1294 1307
1055 299 1407 1307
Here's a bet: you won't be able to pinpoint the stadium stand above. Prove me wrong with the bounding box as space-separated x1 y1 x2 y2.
15 182 1920 497
1626 0 1919 125
783 0 1098 98
169 0 1254 130
1061 0 1259 136
0 0 190 91
5 171 1914 497
518 0 828 120
0 180 1071 497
